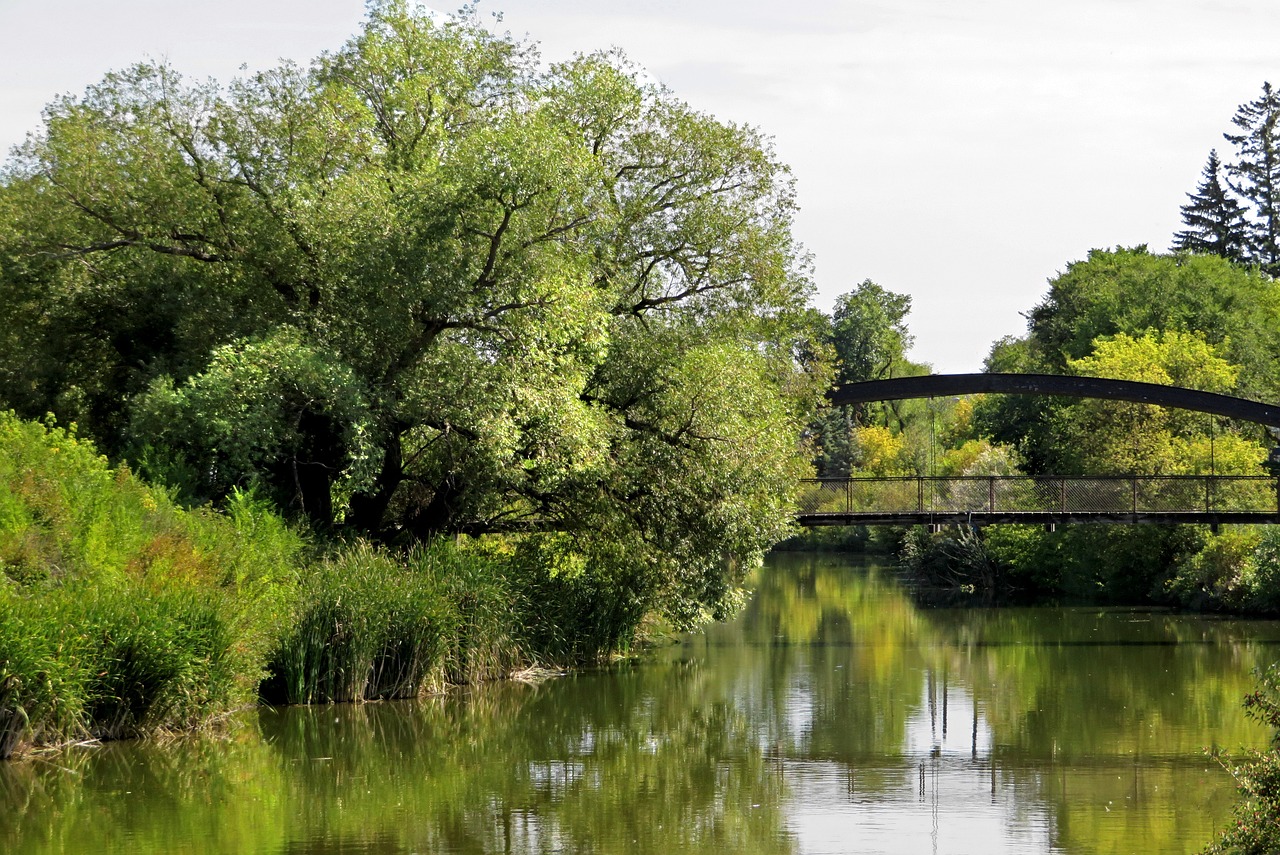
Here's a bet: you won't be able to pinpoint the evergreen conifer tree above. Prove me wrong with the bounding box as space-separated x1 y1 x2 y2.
1225 82 1280 272
1172 149 1248 262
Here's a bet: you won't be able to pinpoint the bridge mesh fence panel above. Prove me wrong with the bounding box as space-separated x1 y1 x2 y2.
1000 478 1061 512
795 480 848 515
798 476 1277 517
1137 478 1201 512
851 478 919 512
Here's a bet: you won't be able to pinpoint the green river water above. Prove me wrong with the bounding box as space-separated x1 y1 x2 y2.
4 553 1280 854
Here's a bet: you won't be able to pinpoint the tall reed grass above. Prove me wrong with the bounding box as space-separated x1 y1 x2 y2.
263 540 526 704
0 411 653 759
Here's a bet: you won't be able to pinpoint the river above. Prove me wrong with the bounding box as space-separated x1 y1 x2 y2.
4 552 1279 854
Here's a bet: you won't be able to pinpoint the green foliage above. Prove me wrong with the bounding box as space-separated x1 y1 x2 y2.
0 411 302 756
130 327 382 518
1224 82 1280 272
807 280 937 477
899 526 1003 597
1205 664 1280 855
264 543 458 704
0 2 823 626
907 522 1210 605
1055 330 1264 476
829 280 914 384
0 408 674 757
1173 149 1249 262
967 244 1280 609
1167 527 1280 615
1168 528 1262 611
1023 248 1280 399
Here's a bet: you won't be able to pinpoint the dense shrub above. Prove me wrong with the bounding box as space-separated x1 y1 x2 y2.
510 535 648 663
898 526 1004 598
0 413 303 757
0 411 681 758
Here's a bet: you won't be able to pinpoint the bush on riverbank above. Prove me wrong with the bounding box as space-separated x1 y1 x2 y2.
1205 664 1280 855
0 413 653 759
0 412 303 757
899 522 1280 612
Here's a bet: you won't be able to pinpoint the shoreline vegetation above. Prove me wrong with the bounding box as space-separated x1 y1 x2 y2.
0 412 642 760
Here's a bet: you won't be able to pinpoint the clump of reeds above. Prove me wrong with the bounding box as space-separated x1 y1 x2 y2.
1 579 254 753
265 543 445 704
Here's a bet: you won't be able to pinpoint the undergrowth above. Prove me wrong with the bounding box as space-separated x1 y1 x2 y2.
0 412 648 759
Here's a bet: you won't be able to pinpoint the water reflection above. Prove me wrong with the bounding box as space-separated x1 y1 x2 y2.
676 554 1280 854
2 553 1278 854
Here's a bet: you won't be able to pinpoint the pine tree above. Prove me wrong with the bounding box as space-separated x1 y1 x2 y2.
1225 82 1280 272
1172 149 1249 261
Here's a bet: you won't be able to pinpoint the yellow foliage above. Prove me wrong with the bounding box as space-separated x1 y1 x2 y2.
853 425 911 476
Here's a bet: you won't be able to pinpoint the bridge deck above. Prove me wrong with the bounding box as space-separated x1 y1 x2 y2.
797 475 1280 527
799 511 1280 526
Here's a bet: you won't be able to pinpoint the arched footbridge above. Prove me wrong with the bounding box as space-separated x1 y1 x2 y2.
798 373 1280 528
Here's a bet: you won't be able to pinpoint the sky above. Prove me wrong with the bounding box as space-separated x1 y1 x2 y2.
3 0 1280 372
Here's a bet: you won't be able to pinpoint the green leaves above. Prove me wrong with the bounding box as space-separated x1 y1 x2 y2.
130 328 380 521
0 2 820 627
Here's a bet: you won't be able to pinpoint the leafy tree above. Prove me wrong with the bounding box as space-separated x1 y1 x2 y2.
1172 149 1249 262
0 2 824 627
1024 248 1280 400
829 280 914 385
1225 82 1280 272
807 281 927 476
979 249 1280 475
1059 330 1262 476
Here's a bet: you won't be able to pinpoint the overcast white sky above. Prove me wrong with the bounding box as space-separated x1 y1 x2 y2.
3 0 1280 371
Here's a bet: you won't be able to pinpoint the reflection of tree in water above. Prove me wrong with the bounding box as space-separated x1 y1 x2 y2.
253 663 796 855
6 554 1278 855
917 605 1280 854
0 727 284 853
713 553 1280 855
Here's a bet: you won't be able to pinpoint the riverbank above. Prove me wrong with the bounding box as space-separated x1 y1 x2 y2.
888 521 1280 613
0 413 642 760
5 552 1275 854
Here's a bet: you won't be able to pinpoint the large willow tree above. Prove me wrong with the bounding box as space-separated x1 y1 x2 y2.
0 2 823 626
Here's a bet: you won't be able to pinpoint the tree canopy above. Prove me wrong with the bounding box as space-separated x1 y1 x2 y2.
977 247 1279 477
0 1 825 627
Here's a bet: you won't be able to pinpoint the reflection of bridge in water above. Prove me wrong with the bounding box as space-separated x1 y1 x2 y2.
803 373 1280 528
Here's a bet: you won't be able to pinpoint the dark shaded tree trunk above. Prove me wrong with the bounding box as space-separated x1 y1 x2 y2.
346 432 405 540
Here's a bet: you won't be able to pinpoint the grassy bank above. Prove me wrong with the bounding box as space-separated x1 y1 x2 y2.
0 413 643 759
898 522 1280 610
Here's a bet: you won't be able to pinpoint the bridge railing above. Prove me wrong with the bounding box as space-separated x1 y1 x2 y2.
796 475 1279 517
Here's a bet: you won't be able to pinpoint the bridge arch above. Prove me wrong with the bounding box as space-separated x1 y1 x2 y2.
829 373 1280 428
